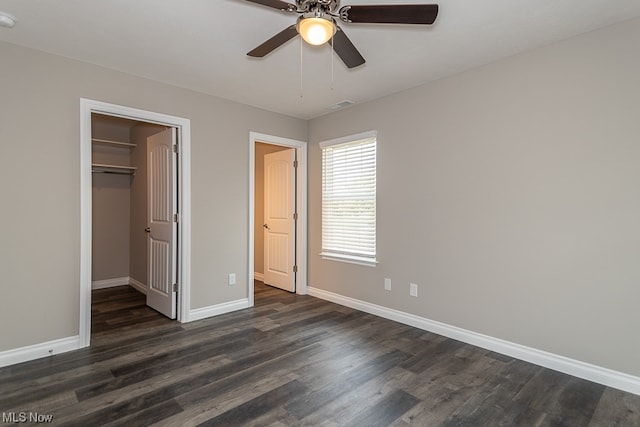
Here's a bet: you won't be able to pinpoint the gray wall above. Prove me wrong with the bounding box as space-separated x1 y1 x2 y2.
0 41 307 351
91 115 134 282
308 18 640 377
91 173 131 281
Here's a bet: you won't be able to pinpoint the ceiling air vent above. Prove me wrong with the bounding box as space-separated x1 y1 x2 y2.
327 100 355 111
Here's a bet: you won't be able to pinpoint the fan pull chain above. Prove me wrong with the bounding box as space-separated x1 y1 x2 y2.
331 33 334 91
299 36 304 99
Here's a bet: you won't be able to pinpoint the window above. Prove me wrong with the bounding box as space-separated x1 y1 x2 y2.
320 131 377 266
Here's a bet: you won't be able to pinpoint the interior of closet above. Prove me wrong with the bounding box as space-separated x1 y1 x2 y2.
91 113 169 294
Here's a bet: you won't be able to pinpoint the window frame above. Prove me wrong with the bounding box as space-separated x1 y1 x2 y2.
319 130 378 267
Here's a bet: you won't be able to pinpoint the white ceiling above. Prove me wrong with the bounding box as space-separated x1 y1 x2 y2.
1 0 639 119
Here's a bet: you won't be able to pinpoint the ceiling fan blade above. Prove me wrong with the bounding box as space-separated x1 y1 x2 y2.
339 4 439 25
247 25 298 57
331 25 365 69
243 0 297 12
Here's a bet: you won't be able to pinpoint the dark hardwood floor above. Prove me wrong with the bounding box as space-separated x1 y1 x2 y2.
1 282 639 426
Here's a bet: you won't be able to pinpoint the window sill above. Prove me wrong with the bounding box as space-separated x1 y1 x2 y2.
320 253 378 267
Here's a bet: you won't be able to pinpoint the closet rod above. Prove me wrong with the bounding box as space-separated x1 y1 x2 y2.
92 169 135 176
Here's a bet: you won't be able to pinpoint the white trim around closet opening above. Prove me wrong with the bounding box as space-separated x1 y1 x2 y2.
80 98 192 348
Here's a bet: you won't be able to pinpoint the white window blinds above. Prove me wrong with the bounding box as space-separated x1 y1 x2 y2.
320 131 377 265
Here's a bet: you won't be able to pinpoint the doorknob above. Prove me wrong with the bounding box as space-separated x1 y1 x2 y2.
263 224 270 230
145 227 150 233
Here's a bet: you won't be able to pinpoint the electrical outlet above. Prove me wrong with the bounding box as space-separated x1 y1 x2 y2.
228 273 236 286
410 283 418 297
384 278 392 291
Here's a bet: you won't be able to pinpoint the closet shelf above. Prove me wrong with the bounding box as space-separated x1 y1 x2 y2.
92 138 136 148
92 163 137 176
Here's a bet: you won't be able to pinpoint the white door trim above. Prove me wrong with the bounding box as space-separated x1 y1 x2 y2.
80 98 192 348
249 132 308 307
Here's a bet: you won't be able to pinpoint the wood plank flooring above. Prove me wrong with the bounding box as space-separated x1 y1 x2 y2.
1 282 639 426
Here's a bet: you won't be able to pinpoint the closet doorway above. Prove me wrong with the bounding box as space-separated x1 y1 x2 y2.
91 113 177 317
249 132 308 307
80 99 191 348
255 143 296 292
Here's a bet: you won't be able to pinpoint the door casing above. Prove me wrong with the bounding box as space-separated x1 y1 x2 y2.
80 98 191 347
249 132 308 306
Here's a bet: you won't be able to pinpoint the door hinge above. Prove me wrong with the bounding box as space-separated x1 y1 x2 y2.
173 144 179 154
293 212 298 221
173 213 180 223
293 265 298 273
293 160 298 168
172 283 178 292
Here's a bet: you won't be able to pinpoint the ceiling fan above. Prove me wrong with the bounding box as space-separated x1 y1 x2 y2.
243 0 439 69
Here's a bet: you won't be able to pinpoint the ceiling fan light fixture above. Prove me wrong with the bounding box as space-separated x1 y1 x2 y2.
297 17 335 46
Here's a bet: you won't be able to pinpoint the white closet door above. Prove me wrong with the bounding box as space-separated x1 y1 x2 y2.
146 128 177 319
263 148 296 292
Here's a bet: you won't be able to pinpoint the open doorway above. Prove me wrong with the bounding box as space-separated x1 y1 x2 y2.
255 143 296 291
80 99 191 348
91 114 177 318
249 133 308 306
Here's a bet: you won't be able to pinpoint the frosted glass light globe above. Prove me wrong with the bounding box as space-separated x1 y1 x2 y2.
297 17 335 46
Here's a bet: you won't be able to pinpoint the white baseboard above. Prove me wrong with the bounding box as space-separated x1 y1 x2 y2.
308 286 640 396
254 272 264 282
0 336 83 368
128 277 147 295
187 298 250 322
91 277 129 290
